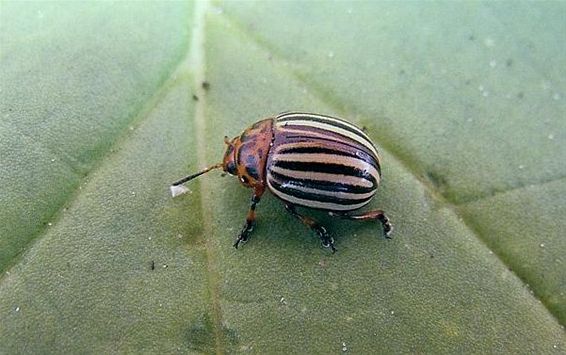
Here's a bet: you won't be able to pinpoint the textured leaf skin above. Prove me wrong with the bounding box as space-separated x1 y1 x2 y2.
1 1 565 353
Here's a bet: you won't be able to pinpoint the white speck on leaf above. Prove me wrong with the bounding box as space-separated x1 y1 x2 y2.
489 60 497 68
328 51 334 58
547 134 554 140
342 342 348 352
170 184 190 197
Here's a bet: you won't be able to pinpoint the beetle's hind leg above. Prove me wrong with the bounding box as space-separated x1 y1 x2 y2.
285 204 336 253
329 210 393 239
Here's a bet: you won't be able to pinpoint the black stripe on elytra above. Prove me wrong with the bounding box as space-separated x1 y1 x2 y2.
269 179 374 205
269 170 375 194
273 160 377 184
278 113 372 144
277 146 380 173
283 134 380 171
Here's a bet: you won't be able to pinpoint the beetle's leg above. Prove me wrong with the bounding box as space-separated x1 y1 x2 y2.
233 194 261 249
329 210 393 239
285 204 336 253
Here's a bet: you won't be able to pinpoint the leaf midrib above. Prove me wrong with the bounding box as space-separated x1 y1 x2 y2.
187 1 226 354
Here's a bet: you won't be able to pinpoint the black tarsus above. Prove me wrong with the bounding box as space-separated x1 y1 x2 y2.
285 204 336 253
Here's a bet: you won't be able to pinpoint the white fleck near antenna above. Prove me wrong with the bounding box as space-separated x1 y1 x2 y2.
169 163 223 198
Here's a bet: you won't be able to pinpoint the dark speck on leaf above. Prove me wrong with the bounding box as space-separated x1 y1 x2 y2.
192 94 199 101
517 92 524 99
151 260 155 270
202 81 210 90
506 58 513 67
468 34 475 41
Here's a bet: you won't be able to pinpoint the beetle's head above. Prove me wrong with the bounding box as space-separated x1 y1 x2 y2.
222 135 239 176
170 119 272 197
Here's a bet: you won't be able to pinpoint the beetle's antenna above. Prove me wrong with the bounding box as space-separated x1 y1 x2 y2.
170 163 223 197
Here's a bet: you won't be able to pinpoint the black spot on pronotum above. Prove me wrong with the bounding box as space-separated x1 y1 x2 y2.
246 166 260 180
246 155 256 165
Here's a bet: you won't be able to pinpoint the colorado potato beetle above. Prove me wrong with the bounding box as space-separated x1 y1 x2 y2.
171 112 392 252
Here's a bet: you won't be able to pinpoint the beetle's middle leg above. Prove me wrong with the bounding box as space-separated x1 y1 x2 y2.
233 194 261 249
285 204 336 253
329 209 393 239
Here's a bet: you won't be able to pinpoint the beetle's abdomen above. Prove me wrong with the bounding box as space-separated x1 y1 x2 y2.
266 112 381 212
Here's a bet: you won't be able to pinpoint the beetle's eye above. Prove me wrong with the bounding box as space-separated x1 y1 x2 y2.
225 161 237 175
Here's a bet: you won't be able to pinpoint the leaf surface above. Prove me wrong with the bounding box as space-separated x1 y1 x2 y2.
1 1 565 353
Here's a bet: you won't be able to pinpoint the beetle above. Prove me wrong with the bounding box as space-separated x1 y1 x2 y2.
171 112 392 252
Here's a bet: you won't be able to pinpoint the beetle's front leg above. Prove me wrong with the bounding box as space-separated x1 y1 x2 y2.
233 193 261 249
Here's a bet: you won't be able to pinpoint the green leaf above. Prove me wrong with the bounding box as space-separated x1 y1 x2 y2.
1 1 565 353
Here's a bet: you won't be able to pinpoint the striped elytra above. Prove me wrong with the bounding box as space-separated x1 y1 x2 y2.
267 112 381 212
171 112 392 252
